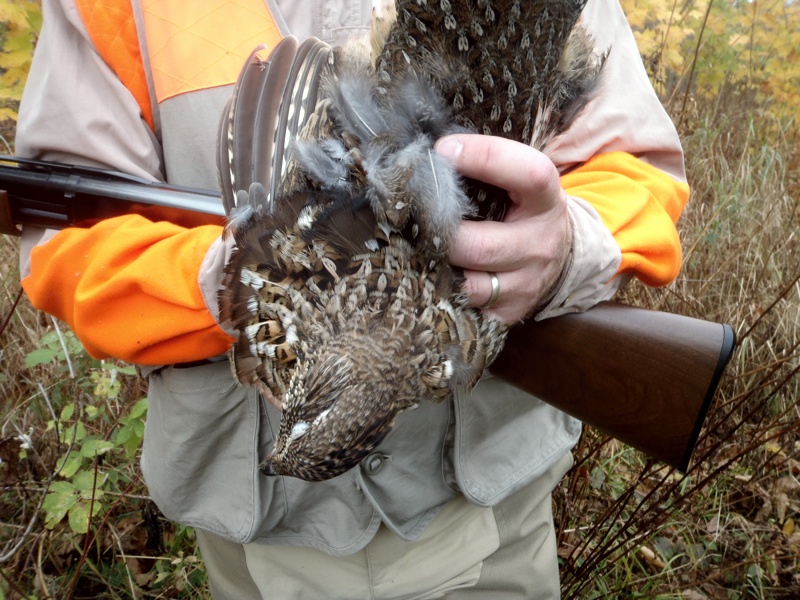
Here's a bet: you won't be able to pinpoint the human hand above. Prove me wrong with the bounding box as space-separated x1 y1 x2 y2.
435 134 573 323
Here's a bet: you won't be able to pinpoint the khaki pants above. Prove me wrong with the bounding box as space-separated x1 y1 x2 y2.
196 452 571 599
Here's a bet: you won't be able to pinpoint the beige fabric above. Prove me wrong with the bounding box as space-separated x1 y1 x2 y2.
276 0 372 46
448 453 569 599
197 452 572 600
547 0 686 181
536 196 623 320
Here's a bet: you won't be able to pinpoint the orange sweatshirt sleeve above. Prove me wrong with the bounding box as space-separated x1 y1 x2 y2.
560 151 690 287
21 215 235 365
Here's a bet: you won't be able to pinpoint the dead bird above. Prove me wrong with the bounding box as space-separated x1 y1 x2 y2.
217 0 606 481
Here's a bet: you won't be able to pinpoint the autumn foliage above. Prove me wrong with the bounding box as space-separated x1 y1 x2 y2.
0 0 39 126
621 0 800 117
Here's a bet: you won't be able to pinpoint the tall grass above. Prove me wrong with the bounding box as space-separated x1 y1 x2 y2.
556 80 800 599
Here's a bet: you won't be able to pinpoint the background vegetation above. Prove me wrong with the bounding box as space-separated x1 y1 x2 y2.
1 0 798 597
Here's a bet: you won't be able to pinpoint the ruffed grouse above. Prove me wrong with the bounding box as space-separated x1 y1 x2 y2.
217 0 605 481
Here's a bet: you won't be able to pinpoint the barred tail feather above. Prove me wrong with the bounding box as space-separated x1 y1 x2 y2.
217 38 302 216
271 38 332 201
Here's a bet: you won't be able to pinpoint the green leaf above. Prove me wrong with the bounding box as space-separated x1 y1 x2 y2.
25 348 56 368
106 469 120 485
114 424 132 444
127 397 149 420
73 468 106 495
114 422 145 456
100 362 138 376
42 481 78 529
68 502 90 534
60 402 76 422
40 327 85 358
60 421 86 445
80 438 116 458
38 330 60 349
589 467 606 490
92 372 121 399
57 451 83 479
48 480 74 494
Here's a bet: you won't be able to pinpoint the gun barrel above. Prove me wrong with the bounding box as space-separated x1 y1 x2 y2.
0 155 224 234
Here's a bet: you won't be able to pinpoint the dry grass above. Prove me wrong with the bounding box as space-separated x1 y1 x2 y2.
556 87 800 599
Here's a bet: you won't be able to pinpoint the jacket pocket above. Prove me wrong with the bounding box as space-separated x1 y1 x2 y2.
141 361 270 542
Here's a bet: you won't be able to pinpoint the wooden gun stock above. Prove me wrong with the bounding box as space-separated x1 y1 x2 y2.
1 156 736 470
490 303 736 471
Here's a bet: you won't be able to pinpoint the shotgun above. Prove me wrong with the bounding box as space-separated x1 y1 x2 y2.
0 155 736 472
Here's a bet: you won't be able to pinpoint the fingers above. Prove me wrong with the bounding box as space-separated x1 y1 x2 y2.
434 134 563 215
461 267 548 324
449 220 516 273
435 133 573 322
461 268 503 309
457 214 572 323
448 216 564 274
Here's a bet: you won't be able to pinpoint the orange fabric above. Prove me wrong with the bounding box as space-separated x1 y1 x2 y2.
560 151 690 286
75 0 283 130
140 0 282 102
21 215 234 365
74 0 154 130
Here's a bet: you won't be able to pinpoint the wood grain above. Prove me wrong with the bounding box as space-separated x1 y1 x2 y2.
490 302 735 471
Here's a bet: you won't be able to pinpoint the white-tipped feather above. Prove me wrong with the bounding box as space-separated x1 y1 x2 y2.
290 421 310 440
240 268 267 291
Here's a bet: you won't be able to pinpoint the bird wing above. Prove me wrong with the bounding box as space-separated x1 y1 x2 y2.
217 36 339 401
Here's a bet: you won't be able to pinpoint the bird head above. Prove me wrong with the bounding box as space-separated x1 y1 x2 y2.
260 336 425 481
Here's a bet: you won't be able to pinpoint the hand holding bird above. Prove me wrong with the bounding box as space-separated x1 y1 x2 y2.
438 134 572 322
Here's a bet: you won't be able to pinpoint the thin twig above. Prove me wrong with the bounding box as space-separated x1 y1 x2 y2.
107 524 139 600
50 317 75 379
0 287 24 339
677 0 715 131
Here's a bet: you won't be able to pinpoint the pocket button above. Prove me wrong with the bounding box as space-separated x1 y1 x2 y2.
363 452 387 476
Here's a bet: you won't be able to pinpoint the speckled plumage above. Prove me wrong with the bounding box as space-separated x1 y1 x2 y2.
217 0 605 481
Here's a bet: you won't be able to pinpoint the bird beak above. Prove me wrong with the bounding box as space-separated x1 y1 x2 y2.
259 460 279 477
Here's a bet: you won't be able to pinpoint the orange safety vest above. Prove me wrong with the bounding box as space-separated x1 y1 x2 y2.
22 2 689 365
73 0 283 133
